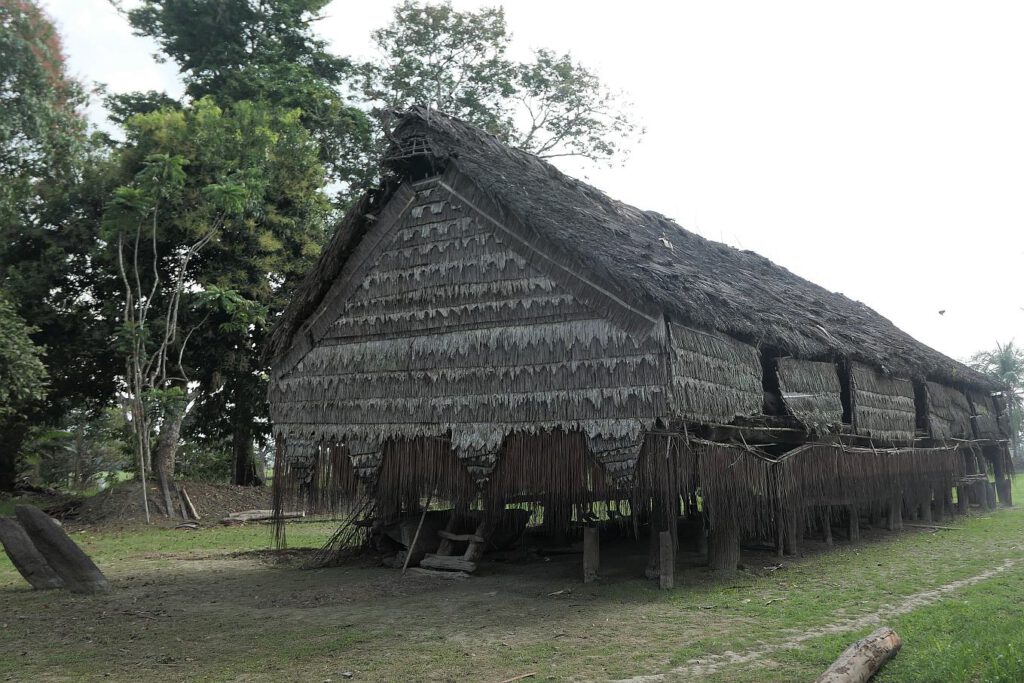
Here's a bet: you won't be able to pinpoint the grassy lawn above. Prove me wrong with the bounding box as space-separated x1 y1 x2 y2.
1 489 1023 682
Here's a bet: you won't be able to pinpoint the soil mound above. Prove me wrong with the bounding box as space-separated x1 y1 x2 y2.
65 480 272 527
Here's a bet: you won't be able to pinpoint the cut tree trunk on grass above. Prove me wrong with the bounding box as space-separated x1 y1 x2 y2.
14 505 108 594
815 626 902 683
0 518 64 590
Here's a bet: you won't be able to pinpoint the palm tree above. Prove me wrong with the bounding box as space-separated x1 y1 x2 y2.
969 341 1024 460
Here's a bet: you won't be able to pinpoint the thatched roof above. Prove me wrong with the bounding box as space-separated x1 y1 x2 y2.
269 107 998 393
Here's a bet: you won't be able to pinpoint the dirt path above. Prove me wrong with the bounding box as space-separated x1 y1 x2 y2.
617 558 1017 682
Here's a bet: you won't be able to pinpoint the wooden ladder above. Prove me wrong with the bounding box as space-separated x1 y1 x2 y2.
420 514 489 573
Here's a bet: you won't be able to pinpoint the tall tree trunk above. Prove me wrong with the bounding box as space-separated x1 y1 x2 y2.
231 401 263 486
0 419 29 492
153 401 186 517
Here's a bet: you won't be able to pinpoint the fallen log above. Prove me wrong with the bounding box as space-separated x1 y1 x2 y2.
221 510 305 524
0 518 65 590
815 627 902 683
14 505 109 594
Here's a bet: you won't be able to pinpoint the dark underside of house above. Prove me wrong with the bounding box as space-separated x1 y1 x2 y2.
266 108 1012 576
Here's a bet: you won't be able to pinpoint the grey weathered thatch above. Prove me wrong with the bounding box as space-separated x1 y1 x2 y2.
924 381 974 441
776 358 844 432
850 363 917 443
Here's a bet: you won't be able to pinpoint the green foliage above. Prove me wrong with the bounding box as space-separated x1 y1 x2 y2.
125 0 373 189
0 0 88 226
104 97 329 479
0 290 47 418
970 340 1024 458
19 407 132 489
362 0 640 163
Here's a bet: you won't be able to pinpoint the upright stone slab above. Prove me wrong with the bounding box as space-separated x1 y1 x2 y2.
14 506 109 594
0 518 64 590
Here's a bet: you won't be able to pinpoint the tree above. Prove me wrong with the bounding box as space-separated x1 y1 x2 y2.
123 1 366 485
103 98 328 505
125 0 372 190
970 341 1024 459
0 291 48 489
361 0 640 163
1 1 121 491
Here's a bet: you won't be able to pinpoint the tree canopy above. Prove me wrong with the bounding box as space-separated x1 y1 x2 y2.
361 0 640 162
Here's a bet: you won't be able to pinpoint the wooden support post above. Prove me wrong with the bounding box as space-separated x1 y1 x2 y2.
996 478 1013 507
782 507 800 556
941 488 954 521
659 531 674 589
707 513 741 571
847 505 860 542
14 506 108 594
956 485 970 514
920 492 933 523
985 482 997 511
822 506 833 546
775 503 785 558
543 498 572 545
887 495 902 531
583 526 599 584
0 518 64 590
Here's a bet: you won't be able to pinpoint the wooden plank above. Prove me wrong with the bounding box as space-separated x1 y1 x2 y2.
179 486 200 520
420 554 478 573
437 530 485 543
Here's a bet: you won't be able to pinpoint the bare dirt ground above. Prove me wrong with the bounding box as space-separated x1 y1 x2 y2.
1 504 1023 682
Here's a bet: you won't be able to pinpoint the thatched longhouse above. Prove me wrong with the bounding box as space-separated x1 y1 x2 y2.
267 108 1011 575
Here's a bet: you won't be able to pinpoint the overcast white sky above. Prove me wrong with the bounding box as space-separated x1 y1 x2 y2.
41 0 1024 362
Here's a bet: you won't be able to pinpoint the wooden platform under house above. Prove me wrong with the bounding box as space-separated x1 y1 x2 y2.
266 107 1013 581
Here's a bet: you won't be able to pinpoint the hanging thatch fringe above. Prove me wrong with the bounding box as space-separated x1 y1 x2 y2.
777 357 844 431
850 363 917 443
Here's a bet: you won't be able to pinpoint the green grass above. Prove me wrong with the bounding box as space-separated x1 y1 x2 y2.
1 485 1023 681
